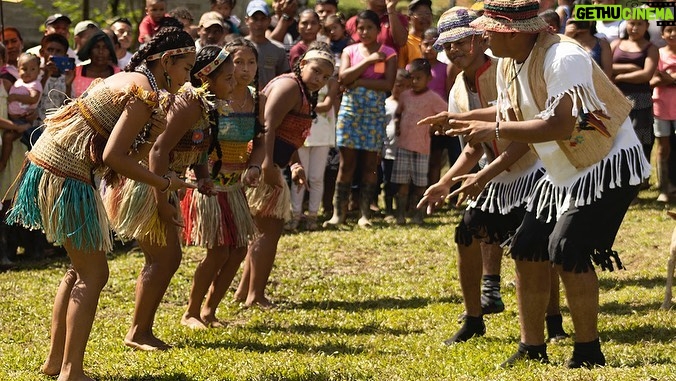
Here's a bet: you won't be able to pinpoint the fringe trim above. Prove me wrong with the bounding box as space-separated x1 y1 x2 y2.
6 161 113 252
102 178 178 246
469 165 545 215
181 184 256 249
246 176 292 221
527 144 649 222
534 83 607 121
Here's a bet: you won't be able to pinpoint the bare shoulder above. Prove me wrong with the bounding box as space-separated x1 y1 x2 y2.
104 72 153 92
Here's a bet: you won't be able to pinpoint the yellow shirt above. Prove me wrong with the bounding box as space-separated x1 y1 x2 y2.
398 33 423 68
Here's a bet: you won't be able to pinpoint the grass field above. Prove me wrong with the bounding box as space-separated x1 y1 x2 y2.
1 179 675 380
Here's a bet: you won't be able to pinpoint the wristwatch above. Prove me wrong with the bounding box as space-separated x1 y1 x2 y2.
282 14 291 21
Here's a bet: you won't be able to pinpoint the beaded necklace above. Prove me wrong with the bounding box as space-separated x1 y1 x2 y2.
132 64 160 151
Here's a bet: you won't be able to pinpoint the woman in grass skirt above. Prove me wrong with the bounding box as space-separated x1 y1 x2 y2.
180 39 264 328
102 45 235 350
5 18 197 381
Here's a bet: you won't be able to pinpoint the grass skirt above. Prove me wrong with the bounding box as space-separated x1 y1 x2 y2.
102 178 179 246
246 168 291 221
181 183 256 249
6 160 113 252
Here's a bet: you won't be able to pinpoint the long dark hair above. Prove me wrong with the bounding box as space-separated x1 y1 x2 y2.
125 17 195 71
224 38 264 137
293 41 333 119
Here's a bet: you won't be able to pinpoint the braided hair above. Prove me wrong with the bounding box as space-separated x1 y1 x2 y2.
293 41 333 119
223 38 264 137
189 45 236 179
125 17 195 72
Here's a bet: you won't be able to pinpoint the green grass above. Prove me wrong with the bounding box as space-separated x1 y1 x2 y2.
1 184 676 381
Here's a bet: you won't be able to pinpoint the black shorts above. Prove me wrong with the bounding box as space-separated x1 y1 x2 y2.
455 192 527 247
510 160 640 273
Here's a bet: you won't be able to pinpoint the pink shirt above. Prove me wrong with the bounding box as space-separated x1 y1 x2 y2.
397 89 447 154
8 79 43 117
429 61 448 100
653 47 676 120
72 65 121 98
346 12 408 52
344 43 397 80
289 41 308 68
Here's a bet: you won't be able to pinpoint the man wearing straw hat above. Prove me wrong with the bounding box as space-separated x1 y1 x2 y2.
420 0 650 368
420 5 569 347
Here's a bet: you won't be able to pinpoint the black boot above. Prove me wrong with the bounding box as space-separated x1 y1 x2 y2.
567 338 606 368
481 275 505 314
443 316 485 345
546 314 570 342
500 342 549 368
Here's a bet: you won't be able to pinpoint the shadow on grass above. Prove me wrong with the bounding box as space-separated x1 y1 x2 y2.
175 338 371 355
603 324 676 344
102 373 197 381
0 242 135 273
599 275 667 291
282 296 461 311
601 300 667 315
245 321 423 336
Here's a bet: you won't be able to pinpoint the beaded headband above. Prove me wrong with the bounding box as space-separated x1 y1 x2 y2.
196 48 231 80
146 46 196 62
302 49 335 66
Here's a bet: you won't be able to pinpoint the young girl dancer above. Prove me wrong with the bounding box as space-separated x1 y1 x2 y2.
103 44 235 349
323 10 396 228
181 38 264 328
235 42 335 307
6 19 196 381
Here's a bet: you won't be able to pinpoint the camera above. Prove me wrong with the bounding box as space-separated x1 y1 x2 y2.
51 56 75 73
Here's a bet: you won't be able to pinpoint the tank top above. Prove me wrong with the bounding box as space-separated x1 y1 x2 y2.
590 39 603 68
612 42 652 94
263 74 312 167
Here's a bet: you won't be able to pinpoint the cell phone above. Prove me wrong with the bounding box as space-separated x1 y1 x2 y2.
51 56 75 73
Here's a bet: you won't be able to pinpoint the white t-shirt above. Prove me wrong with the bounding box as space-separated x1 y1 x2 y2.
304 84 336 147
496 42 649 219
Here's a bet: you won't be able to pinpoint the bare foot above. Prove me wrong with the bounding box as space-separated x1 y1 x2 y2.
180 314 208 329
40 361 61 377
124 334 171 351
201 314 224 328
233 293 246 303
244 297 276 309
57 373 95 381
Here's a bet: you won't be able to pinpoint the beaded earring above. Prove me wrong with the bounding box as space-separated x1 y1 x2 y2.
164 71 172 89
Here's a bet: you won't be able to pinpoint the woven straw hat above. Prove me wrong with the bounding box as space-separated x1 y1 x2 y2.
469 0 549 33
434 7 483 51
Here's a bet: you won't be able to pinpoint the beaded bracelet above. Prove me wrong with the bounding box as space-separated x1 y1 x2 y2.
247 164 261 173
495 121 500 141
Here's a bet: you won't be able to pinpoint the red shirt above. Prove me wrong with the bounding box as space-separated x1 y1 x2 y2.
345 12 408 52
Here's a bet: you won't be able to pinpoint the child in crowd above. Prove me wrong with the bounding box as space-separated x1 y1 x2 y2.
651 25 676 202
139 0 167 44
169 7 199 39
382 69 409 222
1 53 42 170
392 58 446 224
211 0 244 36
398 0 432 68
34 34 74 136
564 16 613 78
539 9 560 34
235 42 335 307
289 10 321 67
288 71 339 231
324 14 352 67
421 26 457 200
181 39 261 328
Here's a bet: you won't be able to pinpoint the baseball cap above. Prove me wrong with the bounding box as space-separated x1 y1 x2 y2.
45 14 72 27
246 0 270 17
199 11 226 29
74 20 100 36
408 0 432 12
